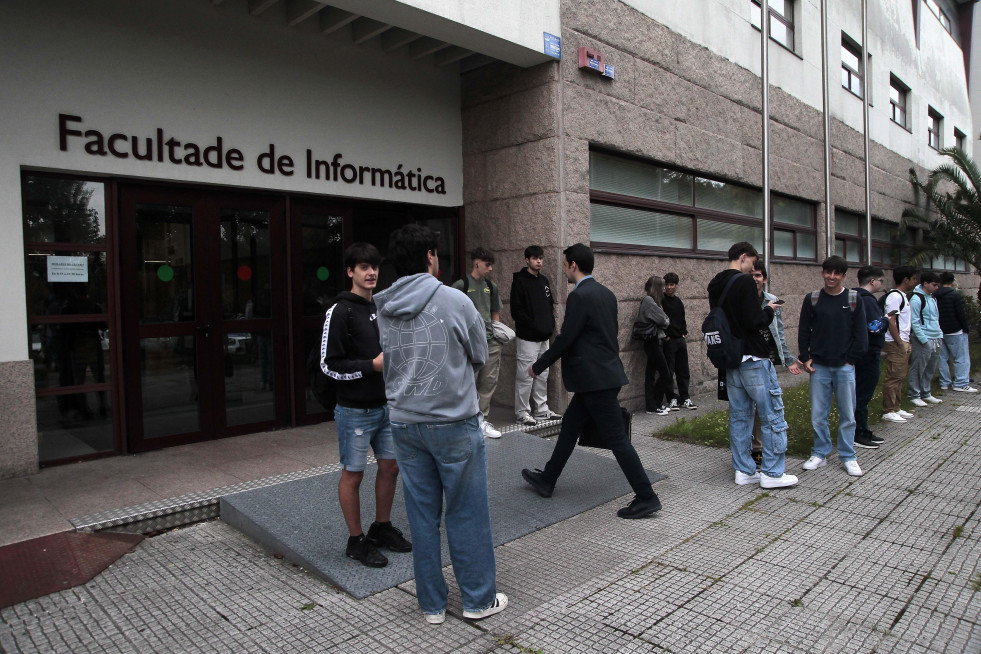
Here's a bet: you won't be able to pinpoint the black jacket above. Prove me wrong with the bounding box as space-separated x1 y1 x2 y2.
320 292 387 409
510 268 556 341
798 288 868 366
934 286 971 334
856 287 886 352
661 294 688 338
532 277 629 393
707 269 774 359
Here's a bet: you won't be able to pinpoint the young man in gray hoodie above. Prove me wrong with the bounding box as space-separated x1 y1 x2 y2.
374 224 507 626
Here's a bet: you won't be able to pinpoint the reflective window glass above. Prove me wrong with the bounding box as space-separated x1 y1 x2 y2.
26 251 109 318
22 176 107 244
301 214 344 317
136 204 194 324
697 219 762 253
590 152 694 205
221 210 271 319
694 178 762 218
591 204 693 249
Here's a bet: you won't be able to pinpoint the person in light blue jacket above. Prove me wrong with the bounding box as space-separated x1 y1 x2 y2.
907 272 944 406
750 262 801 464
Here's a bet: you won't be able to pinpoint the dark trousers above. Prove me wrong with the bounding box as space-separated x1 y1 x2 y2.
541 387 655 499
662 337 691 401
644 340 671 411
854 348 882 434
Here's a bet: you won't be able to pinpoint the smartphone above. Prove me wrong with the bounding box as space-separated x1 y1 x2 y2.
772 299 786 305
887 309 899 317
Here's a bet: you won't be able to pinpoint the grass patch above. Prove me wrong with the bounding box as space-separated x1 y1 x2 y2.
971 573 981 592
952 525 964 540
655 341 981 454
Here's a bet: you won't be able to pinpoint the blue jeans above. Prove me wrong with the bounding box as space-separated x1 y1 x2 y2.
727 359 788 478
389 415 497 615
939 333 971 389
908 338 941 399
809 364 856 462
334 405 396 471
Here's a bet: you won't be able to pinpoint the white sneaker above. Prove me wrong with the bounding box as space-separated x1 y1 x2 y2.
515 414 538 427
952 386 980 393
843 460 863 477
760 473 799 489
668 398 680 411
482 421 502 438
425 610 446 625
881 412 908 423
897 410 915 419
734 470 760 485
802 456 827 471
924 395 943 404
462 593 508 619
910 398 929 407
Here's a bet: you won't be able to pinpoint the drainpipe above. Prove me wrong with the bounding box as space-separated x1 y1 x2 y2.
822 0 834 257
761 0 771 274
862 0 873 264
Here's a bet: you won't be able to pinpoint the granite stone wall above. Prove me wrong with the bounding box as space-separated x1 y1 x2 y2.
461 0 971 415
0 360 38 479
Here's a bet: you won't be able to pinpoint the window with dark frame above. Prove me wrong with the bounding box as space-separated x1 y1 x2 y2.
750 0 795 51
841 35 864 98
588 151 816 260
833 210 866 265
955 128 967 153
928 107 943 150
889 75 909 129
924 0 952 34
870 219 914 267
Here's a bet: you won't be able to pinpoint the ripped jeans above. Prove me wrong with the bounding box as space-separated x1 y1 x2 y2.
727 359 788 478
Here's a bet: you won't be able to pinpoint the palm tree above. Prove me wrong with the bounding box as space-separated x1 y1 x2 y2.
901 146 981 272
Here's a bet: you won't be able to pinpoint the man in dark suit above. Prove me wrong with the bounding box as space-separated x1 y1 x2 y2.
520 244 662 519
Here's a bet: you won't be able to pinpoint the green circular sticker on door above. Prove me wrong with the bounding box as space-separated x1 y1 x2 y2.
316 267 330 281
157 265 175 282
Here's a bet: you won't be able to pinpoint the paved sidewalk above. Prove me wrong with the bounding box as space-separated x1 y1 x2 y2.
2 391 981 652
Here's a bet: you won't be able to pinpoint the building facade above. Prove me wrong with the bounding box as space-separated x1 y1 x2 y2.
0 0 974 478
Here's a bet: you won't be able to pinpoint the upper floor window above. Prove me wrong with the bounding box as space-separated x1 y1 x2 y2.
955 128 967 153
841 36 864 99
928 107 943 150
924 0 952 34
889 76 909 129
751 0 795 51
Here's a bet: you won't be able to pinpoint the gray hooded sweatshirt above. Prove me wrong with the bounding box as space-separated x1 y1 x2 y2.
374 272 488 424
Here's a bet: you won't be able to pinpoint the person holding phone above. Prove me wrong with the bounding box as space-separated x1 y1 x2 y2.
853 266 889 449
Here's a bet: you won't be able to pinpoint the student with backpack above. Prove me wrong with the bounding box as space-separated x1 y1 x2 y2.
907 272 944 407
880 266 918 423
705 242 798 489
798 256 868 477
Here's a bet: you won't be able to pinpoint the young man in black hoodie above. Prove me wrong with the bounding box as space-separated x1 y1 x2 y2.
708 242 798 489
662 272 696 410
510 245 561 426
853 266 888 449
321 243 411 569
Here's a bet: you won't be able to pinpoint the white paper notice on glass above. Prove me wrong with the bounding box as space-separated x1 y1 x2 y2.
47 256 88 282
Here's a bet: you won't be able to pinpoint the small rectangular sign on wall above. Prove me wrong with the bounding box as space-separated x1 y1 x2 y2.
544 32 561 59
47 255 88 282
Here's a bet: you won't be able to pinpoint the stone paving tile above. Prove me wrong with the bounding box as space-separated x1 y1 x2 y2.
640 608 771 653
802 579 909 633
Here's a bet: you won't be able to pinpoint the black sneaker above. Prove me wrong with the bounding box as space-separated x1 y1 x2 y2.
616 494 662 519
521 468 554 498
366 521 412 553
853 433 880 449
346 534 388 568
867 432 884 444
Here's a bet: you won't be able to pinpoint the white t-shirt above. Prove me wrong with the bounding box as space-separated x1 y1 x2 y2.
883 290 910 343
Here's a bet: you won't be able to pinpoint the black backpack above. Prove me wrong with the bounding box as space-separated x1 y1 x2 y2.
877 289 907 315
702 274 744 370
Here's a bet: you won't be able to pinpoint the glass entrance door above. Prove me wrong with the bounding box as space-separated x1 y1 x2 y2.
118 185 288 451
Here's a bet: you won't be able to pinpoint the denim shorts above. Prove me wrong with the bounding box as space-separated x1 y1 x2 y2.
334 404 396 471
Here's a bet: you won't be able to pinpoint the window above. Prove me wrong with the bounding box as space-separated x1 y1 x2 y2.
751 0 795 51
833 210 866 264
924 0 952 34
869 219 916 266
928 107 943 150
889 76 909 129
841 35 864 98
588 151 815 260
955 128 967 153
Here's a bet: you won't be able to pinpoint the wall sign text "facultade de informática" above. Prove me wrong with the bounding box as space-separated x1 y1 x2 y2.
57 114 447 195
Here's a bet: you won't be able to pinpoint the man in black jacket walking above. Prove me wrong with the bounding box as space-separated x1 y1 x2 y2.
936 272 978 393
321 243 411 568
521 244 661 519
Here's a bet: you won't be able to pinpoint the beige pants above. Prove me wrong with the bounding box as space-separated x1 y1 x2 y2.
476 337 503 417
881 340 911 412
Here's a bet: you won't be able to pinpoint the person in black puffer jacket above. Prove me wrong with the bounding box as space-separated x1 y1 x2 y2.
935 272 977 392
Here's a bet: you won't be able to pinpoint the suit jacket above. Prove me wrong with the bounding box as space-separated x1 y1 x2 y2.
532 277 629 393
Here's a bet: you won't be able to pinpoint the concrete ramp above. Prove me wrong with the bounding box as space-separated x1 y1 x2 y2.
221 430 664 599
